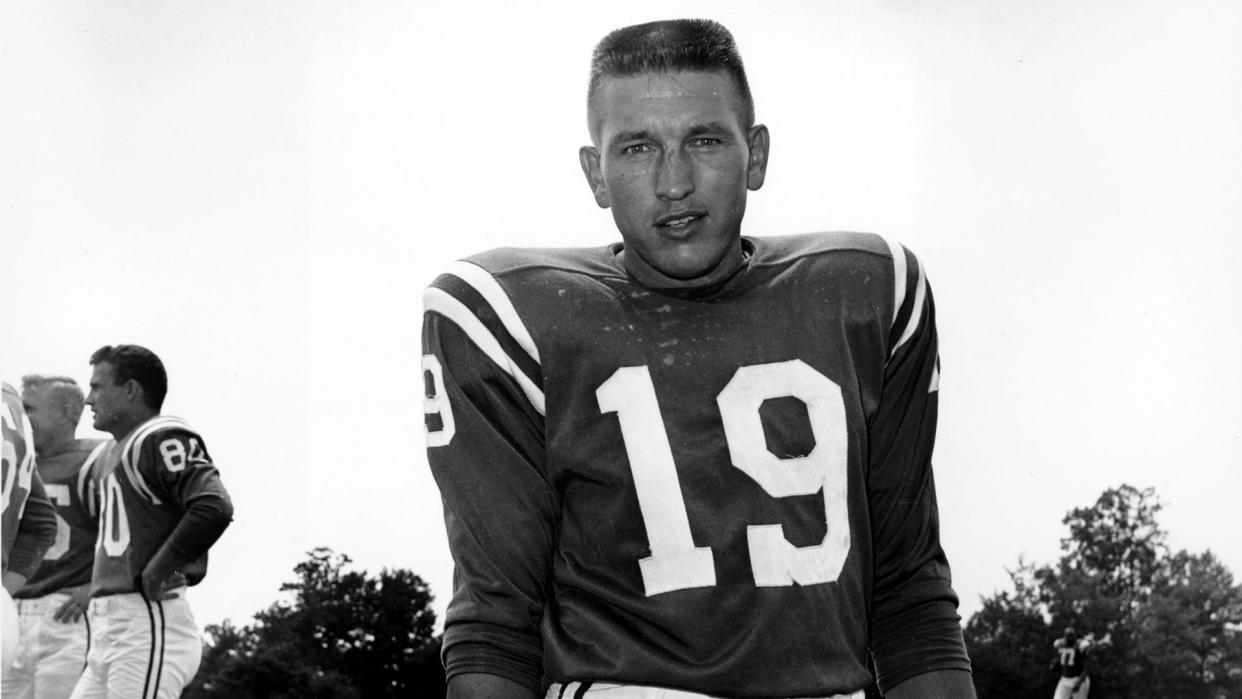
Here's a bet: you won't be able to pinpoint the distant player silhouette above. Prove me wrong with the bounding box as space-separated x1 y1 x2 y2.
1051 626 1089 699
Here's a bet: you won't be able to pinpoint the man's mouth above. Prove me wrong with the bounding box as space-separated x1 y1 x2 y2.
656 211 706 229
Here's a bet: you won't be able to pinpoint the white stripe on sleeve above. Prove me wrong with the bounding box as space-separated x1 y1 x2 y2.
446 261 541 365
882 236 908 327
423 286 547 416
892 255 927 357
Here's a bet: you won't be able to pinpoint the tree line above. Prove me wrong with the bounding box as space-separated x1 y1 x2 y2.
182 548 444 697
183 484 1242 697
965 484 1242 698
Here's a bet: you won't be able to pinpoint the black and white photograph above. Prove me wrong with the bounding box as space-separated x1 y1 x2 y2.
3 1 1240 696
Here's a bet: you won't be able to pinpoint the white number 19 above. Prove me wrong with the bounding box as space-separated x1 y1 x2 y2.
598 359 851 597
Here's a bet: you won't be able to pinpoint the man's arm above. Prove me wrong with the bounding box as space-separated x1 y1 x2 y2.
143 431 234 599
1 571 28 595
448 673 538 699
423 269 554 693
867 248 972 694
4 471 58 593
885 669 976 699
141 491 233 599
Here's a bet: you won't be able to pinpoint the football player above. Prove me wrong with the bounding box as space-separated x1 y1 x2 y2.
70 345 233 699
1051 627 1089 699
422 18 974 699
3 381 58 678
4 376 107 699
2 381 58 597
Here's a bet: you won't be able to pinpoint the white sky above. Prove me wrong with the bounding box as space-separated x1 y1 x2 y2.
3 0 1240 633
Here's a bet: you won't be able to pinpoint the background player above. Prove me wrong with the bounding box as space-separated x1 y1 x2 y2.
2 382 58 595
423 19 973 699
1051 627 1089 699
4 376 106 698
70 345 233 699
2 381 58 676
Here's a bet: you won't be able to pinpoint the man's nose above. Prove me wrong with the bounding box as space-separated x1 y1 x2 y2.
655 150 695 201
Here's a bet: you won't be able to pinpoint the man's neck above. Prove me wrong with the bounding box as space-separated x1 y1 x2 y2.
36 432 77 458
109 410 158 441
618 239 749 292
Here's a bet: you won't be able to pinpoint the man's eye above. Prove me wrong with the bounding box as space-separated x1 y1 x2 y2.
621 144 654 155
689 137 721 147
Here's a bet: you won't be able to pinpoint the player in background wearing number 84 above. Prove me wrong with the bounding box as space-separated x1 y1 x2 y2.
422 18 974 699
69 345 233 699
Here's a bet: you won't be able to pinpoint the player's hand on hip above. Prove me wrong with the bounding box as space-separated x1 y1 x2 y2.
140 571 169 601
53 584 92 623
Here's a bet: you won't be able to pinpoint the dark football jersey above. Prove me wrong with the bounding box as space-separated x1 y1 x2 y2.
3 381 57 577
422 232 969 696
91 416 230 596
1054 639 1087 678
16 439 107 598
3 382 37 565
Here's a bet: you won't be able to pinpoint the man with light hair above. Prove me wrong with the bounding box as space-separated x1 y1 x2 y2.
4 376 106 699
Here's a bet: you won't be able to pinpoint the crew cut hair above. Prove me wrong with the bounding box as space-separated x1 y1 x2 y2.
587 19 755 135
21 375 86 423
90 344 168 412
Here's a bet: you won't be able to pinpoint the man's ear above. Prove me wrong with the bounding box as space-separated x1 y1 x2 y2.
579 146 611 209
123 379 143 406
746 124 770 191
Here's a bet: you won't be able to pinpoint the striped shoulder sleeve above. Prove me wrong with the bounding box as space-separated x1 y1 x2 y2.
880 237 938 393
78 441 109 518
422 260 545 415
881 237 929 358
1 382 37 522
122 416 202 505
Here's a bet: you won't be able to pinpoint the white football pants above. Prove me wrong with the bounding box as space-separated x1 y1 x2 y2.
1053 675 1090 699
69 589 201 699
1 592 90 699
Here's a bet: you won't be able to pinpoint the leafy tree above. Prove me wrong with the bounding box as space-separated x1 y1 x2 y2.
184 548 446 698
1056 484 1165 617
1037 484 1166 695
965 485 1242 699
963 561 1057 699
1129 550 1242 697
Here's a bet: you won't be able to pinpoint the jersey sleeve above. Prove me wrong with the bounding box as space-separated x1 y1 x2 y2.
8 470 58 579
422 266 554 692
138 428 234 565
866 247 971 691
3 382 57 577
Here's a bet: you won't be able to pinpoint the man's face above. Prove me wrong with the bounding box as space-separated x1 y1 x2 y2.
581 70 769 286
21 384 67 454
85 362 128 433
